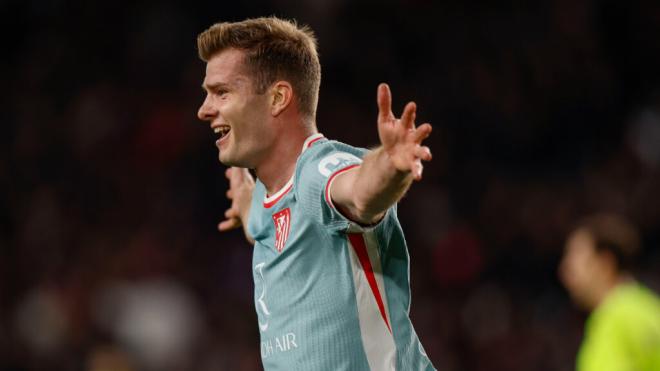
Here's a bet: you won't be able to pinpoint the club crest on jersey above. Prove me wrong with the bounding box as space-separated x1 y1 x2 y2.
272 208 291 253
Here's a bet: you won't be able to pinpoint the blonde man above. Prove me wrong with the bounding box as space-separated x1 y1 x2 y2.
198 17 435 370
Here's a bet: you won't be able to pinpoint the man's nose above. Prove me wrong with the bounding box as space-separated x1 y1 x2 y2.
198 96 216 121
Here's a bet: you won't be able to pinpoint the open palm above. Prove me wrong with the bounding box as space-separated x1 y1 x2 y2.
377 83 432 180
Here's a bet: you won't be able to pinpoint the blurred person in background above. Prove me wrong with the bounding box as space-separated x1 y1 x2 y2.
196 17 435 370
559 213 660 371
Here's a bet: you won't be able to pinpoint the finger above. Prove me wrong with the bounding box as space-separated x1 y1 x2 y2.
226 189 234 199
414 146 433 161
413 160 424 181
225 167 232 179
400 102 417 130
377 83 393 123
225 208 240 219
218 218 241 231
412 123 432 143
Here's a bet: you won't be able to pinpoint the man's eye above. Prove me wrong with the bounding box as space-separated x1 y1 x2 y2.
217 89 228 96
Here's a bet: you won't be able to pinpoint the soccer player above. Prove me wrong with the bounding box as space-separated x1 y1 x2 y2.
559 213 660 371
197 17 436 370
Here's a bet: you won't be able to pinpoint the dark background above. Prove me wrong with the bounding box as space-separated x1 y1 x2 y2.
2 0 660 370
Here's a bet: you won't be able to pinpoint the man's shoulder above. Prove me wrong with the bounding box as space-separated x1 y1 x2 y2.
296 139 367 177
589 283 660 338
601 283 660 317
292 138 366 214
303 139 367 160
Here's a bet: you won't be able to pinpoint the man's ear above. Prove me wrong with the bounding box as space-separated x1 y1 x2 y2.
270 81 293 116
599 249 619 275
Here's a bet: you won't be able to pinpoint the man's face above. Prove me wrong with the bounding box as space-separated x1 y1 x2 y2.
198 48 273 168
559 229 608 310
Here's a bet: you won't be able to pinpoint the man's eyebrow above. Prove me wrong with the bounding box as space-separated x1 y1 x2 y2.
201 81 231 92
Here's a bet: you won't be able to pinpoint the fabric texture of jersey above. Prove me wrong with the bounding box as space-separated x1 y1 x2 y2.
246 134 435 371
577 282 660 371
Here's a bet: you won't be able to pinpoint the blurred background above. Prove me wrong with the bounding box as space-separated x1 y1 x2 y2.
2 0 660 370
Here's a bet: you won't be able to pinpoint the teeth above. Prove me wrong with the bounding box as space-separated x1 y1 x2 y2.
213 126 230 138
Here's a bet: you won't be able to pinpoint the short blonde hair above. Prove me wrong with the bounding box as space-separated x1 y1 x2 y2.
197 17 321 119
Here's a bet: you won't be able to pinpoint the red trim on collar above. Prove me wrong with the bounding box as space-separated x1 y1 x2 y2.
306 136 324 148
263 182 293 208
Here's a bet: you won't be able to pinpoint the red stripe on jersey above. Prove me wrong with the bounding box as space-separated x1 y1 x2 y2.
324 164 360 208
348 233 392 333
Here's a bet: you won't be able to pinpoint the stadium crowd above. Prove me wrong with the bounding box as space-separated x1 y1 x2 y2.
2 0 660 370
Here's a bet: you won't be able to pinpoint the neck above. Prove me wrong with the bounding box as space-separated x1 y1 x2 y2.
255 124 317 195
592 273 633 310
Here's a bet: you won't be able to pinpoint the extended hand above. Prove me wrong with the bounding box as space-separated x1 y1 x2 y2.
377 83 432 180
218 167 255 232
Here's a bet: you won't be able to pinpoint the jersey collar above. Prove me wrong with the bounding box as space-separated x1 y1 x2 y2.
263 133 325 208
302 133 325 152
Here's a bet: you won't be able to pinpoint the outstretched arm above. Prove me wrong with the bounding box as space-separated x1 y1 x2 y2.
218 167 255 244
331 83 432 225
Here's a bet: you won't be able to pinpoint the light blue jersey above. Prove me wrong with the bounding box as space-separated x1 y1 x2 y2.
247 134 435 371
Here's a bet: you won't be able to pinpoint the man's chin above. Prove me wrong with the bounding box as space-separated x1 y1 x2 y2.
218 155 234 167
218 152 232 166
218 153 248 168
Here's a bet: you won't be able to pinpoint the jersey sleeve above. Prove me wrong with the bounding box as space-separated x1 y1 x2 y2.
295 141 393 233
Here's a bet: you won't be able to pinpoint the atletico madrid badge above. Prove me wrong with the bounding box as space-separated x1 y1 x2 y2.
272 208 291 253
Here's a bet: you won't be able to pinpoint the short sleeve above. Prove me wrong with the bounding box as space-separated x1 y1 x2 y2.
295 141 378 233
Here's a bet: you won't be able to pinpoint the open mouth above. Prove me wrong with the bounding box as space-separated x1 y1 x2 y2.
213 125 231 141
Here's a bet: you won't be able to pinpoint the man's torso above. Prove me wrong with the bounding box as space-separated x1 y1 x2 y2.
246 135 435 371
